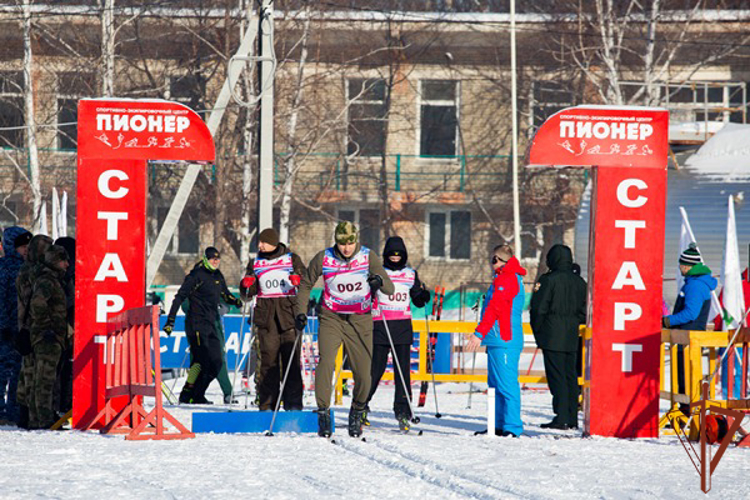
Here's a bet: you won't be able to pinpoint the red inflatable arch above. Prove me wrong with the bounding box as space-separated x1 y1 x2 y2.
527 106 669 438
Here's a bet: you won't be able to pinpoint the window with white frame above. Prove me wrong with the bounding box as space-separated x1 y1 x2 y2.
337 207 381 251
0 71 24 148
419 80 458 157
347 78 387 157
426 209 471 260
57 72 95 151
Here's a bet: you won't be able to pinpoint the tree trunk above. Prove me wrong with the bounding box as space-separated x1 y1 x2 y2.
239 0 256 265
278 7 311 244
101 0 115 96
22 0 41 231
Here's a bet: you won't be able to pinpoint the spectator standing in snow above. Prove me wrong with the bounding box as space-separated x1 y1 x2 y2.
467 244 526 437
240 228 306 411
28 245 69 429
53 236 75 415
530 244 587 430
662 243 717 402
295 222 394 438
165 247 243 404
15 234 53 429
365 236 430 433
0 227 31 425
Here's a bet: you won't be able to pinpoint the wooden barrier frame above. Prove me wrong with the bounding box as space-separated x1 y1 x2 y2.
659 327 750 437
83 305 194 440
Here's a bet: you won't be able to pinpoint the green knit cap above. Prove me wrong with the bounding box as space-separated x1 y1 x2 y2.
335 221 358 245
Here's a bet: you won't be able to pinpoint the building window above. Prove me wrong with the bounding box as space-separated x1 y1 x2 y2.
529 80 574 133
337 207 381 251
0 71 24 148
419 80 458 157
57 72 95 151
521 223 542 261
0 200 18 225
167 73 206 117
347 78 387 157
426 209 471 260
155 206 200 255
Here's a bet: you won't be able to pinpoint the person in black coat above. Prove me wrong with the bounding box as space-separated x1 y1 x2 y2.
165 247 242 404
530 244 587 430
364 236 430 431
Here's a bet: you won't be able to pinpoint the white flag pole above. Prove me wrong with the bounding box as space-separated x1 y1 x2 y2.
677 207 723 319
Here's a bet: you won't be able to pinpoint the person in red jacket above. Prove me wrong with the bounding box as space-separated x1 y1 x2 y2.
466 244 526 437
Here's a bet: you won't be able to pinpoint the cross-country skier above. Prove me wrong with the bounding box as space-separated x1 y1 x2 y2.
467 244 526 437
295 222 394 438
364 236 430 432
240 228 306 411
165 247 243 404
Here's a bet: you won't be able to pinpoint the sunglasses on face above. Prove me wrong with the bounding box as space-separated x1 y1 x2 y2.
491 255 507 265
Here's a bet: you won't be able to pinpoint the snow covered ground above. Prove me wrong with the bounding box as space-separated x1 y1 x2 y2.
1 380 749 499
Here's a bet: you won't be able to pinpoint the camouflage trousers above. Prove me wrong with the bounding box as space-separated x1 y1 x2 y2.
15 354 33 408
28 342 62 429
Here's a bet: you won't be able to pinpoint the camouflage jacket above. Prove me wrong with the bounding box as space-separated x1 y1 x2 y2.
16 235 53 331
29 249 68 347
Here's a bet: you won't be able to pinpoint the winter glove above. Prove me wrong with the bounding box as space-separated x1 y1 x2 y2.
417 286 431 305
164 316 175 336
241 275 256 289
367 274 383 293
228 295 243 309
661 316 670 329
289 274 301 287
295 313 308 331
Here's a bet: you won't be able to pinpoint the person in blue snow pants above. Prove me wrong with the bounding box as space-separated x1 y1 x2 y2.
466 244 526 437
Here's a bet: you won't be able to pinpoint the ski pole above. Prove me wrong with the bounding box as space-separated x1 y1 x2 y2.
170 348 190 394
467 294 482 409
231 300 250 404
382 317 423 433
329 352 348 407
266 329 303 436
424 309 442 418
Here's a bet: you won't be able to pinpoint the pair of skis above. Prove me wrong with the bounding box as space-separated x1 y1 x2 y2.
418 285 444 417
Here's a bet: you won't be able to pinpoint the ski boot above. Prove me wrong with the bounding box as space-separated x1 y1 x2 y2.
348 405 365 438
223 394 238 404
396 414 411 434
362 406 371 426
179 384 194 404
317 408 332 438
192 394 214 405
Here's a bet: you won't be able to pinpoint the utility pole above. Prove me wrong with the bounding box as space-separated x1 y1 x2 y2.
257 0 275 232
145 12 259 288
511 0 521 256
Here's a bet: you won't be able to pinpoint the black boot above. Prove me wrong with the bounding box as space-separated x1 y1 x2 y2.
317 408 332 438
348 405 365 438
179 383 194 404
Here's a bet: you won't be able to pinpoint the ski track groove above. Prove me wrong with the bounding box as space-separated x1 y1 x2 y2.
365 437 561 500
332 436 538 500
